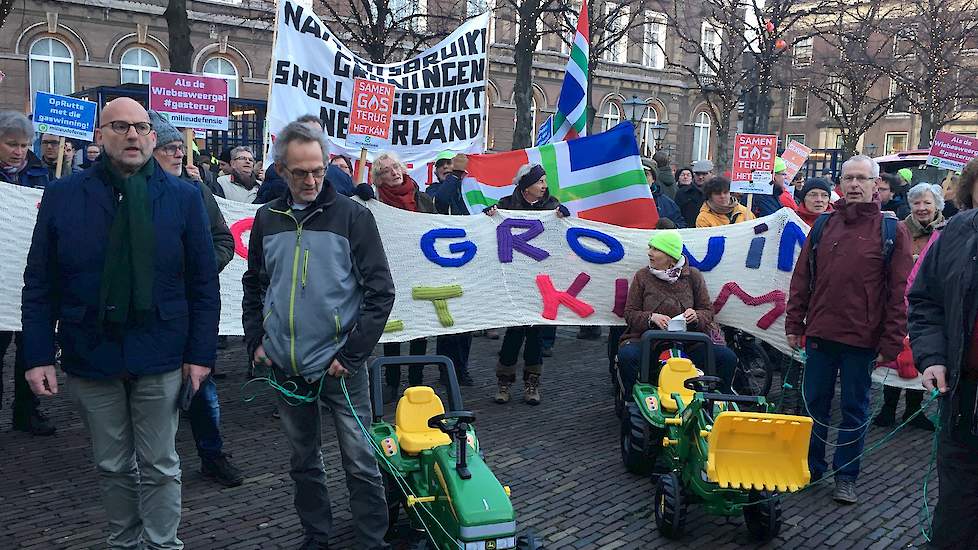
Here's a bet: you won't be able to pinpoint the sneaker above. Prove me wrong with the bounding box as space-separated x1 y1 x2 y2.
832 479 858 504
577 326 601 340
12 408 56 436
201 454 244 487
486 329 500 340
541 345 553 357
456 370 475 387
524 374 541 406
494 379 512 404
873 409 896 427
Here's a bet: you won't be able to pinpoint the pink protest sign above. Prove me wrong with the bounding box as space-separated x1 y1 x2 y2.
731 133 778 194
149 71 229 131
927 130 978 173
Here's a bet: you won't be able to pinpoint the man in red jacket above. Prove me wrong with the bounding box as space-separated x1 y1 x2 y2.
786 154 913 505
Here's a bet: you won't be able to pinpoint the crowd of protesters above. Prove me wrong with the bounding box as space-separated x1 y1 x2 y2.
2 100 976 550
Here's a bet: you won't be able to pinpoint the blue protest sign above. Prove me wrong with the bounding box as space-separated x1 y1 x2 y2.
33 92 98 141
535 115 553 147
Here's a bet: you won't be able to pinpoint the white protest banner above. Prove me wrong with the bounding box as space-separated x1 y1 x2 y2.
0 181 813 358
266 0 489 168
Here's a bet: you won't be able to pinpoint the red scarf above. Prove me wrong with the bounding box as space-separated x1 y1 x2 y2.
378 176 418 212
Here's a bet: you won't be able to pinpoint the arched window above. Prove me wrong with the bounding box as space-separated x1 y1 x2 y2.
202 57 238 97
638 105 659 157
120 47 160 84
691 111 712 161
30 37 74 99
597 100 621 132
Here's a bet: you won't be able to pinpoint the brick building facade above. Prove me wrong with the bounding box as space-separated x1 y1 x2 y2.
1 0 722 167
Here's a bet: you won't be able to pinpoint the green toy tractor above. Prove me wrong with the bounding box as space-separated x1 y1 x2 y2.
619 331 813 541
368 355 542 550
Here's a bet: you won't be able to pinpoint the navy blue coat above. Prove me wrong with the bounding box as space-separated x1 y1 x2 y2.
22 161 221 379
653 188 686 228
0 151 50 189
426 171 470 215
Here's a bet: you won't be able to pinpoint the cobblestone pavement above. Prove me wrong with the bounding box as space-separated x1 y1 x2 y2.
0 328 938 549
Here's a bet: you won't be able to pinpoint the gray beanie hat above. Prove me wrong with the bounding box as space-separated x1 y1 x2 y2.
148 110 182 148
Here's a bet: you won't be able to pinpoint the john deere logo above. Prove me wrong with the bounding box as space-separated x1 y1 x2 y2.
486 541 497 550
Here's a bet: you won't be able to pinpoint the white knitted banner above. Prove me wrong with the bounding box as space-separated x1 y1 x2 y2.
0 181 813 357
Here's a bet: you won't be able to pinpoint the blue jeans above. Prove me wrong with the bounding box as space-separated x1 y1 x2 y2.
275 367 389 549
188 376 223 462
616 339 736 398
803 337 875 482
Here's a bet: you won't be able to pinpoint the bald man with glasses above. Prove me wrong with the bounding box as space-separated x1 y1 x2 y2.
22 97 220 549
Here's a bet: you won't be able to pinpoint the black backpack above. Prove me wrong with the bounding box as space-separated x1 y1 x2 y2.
807 211 898 293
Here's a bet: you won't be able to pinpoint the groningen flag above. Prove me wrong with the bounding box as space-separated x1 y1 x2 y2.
462 122 659 229
551 0 589 142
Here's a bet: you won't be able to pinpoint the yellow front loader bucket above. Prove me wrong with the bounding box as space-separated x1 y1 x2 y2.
706 412 813 493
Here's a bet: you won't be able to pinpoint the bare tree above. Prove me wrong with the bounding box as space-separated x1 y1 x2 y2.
794 1 903 159
0 0 15 31
164 0 194 73
736 0 832 134
665 0 749 170
500 0 571 148
314 0 460 63
882 0 978 148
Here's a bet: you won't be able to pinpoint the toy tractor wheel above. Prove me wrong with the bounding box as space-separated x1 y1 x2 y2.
620 402 656 475
743 490 782 542
654 472 688 539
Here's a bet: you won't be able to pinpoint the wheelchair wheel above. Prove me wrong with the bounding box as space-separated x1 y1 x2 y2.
654 472 687 539
731 335 773 397
620 403 656 475
743 490 782 542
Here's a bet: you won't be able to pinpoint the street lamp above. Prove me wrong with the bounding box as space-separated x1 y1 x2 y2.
623 94 645 126
864 143 878 157
650 121 669 148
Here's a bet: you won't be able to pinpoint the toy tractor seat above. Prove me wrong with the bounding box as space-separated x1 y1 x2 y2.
395 386 451 454
706 411 814 493
657 357 702 412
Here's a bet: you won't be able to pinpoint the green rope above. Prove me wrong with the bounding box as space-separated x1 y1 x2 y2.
727 389 941 512
241 366 327 406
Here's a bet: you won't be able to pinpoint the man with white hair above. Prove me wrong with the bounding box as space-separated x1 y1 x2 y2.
785 155 914 505
242 120 394 550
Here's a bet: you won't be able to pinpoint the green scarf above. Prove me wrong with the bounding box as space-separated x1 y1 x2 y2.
98 158 156 328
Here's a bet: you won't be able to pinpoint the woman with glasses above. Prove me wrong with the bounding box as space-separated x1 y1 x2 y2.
369 152 440 403
795 177 834 226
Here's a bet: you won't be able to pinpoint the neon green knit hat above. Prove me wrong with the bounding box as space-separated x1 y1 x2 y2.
898 168 913 184
774 157 787 174
648 230 684 261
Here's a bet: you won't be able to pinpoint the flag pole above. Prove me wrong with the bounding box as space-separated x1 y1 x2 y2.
262 0 283 166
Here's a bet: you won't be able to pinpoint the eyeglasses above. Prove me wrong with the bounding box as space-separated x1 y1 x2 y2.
233 156 255 163
41 140 60 146
159 144 186 156
289 167 326 181
841 174 875 183
100 121 153 135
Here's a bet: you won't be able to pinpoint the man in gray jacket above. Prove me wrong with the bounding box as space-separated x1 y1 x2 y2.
242 121 394 550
